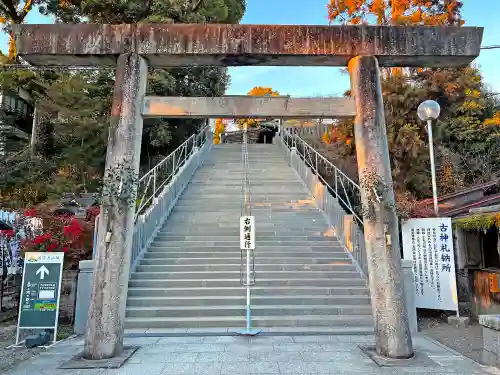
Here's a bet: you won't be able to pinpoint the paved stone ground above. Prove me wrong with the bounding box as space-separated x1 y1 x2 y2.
419 317 484 364
4 334 500 375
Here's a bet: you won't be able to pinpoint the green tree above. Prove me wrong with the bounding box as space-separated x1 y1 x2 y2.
0 0 246 209
40 0 245 168
320 67 500 202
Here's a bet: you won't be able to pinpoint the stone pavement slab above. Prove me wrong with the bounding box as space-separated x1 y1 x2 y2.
4 334 500 375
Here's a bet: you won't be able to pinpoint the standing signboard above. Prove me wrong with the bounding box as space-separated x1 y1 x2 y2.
240 216 255 250
401 218 458 312
239 215 259 335
16 252 64 345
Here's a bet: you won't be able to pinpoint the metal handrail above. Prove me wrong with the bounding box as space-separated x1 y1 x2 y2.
92 126 213 268
135 125 210 220
280 128 363 224
277 128 368 278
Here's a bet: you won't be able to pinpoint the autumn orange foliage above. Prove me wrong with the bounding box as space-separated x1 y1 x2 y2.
0 1 76 60
213 118 225 144
327 0 464 26
321 126 353 147
246 86 280 97
0 0 38 60
214 86 280 143
329 1 464 76
236 86 280 130
484 112 500 127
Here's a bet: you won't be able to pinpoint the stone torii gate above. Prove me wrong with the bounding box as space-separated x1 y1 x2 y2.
14 24 483 361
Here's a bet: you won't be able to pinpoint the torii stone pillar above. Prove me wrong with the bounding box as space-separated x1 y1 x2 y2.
349 55 412 358
83 53 148 359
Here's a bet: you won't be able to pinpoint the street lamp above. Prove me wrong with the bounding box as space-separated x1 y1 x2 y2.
418 100 441 216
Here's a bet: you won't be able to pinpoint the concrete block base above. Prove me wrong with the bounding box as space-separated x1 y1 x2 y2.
359 346 437 367
480 321 500 367
447 316 470 328
59 346 139 369
481 349 497 366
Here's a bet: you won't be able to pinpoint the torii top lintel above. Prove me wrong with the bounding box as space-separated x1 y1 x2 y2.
14 24 483 68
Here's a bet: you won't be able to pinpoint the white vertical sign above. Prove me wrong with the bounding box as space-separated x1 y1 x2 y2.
240 216 255 250
402 217 458 311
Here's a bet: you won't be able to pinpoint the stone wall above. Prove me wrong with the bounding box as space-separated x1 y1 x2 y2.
59 270 78 322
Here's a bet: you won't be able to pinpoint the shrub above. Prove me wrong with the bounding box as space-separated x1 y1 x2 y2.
19 208 94 270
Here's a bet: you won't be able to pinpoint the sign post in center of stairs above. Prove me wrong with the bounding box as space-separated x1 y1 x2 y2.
238 123 260 337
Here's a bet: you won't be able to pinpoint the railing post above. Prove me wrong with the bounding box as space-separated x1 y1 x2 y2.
334 169 338 198
92 215 99 259
153 168 156 199
193 146 200 166
290 146 297 168
315 151 318 174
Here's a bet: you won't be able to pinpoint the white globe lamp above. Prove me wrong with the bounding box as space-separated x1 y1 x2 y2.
418 100 441 216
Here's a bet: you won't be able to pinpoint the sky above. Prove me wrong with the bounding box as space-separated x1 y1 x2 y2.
2 0 499 96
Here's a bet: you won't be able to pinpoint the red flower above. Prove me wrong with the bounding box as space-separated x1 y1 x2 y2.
63 247 69 253
64 219 83 238
0 230 15 238
24 208 37 217
33 233 52 245
47 242 57 252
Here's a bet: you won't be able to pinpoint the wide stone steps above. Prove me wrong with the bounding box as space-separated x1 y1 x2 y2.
125 305 373 318
128 278 367 288
130 271 362 280
149 241 340 247
125 144 372 332
139 257 355 265
127 286 370 297
124 315 374 329
126 295 371 306
134 264 358 272
142 252 353 259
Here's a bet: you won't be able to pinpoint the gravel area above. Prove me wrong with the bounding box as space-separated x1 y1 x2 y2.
0 324 44 374
0 320 74 374
419 316 484 364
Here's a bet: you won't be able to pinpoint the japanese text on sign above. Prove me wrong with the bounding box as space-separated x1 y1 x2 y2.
402 218 457 311
240 216 255 250
16 252 64 345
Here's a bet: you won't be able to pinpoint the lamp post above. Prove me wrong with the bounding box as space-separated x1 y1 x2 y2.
417 100 441 216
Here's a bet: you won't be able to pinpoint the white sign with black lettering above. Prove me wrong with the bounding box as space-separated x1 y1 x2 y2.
240 216 255 250
401 217 458 311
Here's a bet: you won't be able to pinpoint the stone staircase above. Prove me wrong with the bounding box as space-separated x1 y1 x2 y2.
125 144 373 332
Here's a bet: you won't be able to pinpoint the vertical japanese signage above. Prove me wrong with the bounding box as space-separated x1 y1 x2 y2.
402 218 458 311
16 252 64 344
240 216 255 250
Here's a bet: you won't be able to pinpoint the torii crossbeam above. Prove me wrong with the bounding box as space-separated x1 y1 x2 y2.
15 24 482 67
142 96 356 118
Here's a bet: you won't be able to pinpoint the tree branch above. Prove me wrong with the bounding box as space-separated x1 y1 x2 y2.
0 2 11 18
0 0 21 23
191 0 204 13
